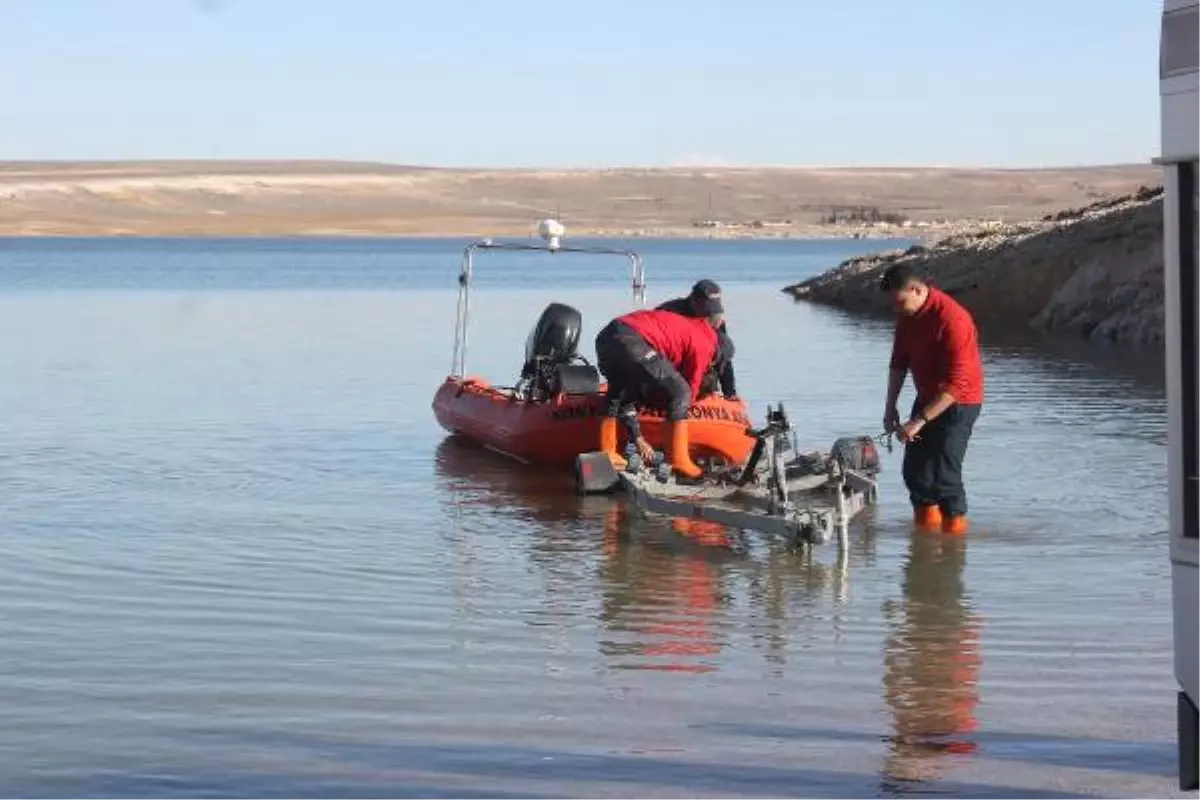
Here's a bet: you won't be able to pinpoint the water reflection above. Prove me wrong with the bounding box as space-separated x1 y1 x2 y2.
881 531 982 791
432 438 741 675
433 436 887 678
596 507 736 673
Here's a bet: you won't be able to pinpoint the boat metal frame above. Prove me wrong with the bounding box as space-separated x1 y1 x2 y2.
615 404 884 551
450 224 646 378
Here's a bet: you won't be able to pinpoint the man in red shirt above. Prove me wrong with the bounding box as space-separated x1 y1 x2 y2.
880 264 984 535
594 301 722 479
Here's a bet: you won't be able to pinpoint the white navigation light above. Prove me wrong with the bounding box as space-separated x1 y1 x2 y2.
538 218 565 250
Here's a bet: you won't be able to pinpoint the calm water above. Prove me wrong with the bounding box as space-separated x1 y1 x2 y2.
0 237 1186 798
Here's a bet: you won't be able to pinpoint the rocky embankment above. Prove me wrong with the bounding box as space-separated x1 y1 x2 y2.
782 186 1166 347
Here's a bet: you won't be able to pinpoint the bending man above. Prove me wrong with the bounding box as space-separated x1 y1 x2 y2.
657 279 738 399
594 302 723 478
880 264 984 535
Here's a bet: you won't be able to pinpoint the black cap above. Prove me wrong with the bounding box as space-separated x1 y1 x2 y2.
690 279 724 315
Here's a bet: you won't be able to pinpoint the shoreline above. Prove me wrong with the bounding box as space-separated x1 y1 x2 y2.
782 186 1167 347
0 226 928 241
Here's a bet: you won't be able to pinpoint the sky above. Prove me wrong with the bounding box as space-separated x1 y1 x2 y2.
0 0 1164 168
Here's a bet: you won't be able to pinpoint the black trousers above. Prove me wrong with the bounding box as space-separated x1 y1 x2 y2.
901 400 981 518
594 320 692 432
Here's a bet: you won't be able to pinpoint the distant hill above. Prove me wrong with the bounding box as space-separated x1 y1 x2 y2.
0 159 1162 238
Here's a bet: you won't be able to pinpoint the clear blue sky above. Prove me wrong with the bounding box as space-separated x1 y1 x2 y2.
0 0 1162 168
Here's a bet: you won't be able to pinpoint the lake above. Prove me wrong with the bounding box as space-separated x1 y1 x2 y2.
0 236 1185 798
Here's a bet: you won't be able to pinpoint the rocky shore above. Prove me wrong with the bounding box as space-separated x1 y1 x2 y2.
782 186 1166 347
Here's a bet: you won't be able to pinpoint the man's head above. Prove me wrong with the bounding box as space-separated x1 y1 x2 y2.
689 279 724 318
879 263 929 316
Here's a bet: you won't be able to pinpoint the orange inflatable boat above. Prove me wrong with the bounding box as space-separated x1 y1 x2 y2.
431 230 756 469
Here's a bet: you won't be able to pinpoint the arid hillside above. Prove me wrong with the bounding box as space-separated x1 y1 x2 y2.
0 160 1162 238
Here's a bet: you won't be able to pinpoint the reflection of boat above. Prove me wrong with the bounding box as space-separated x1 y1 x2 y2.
597 506 733 674
433 436 607 524
434 436 737 674
431 223 756 468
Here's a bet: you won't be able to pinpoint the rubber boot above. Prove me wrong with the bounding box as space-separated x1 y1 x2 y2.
667 419 703 479
599 416 627 469
942 515 969 535
914 504 943 529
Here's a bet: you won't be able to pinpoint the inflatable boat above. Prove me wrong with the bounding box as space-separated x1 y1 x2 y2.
431 222 756 468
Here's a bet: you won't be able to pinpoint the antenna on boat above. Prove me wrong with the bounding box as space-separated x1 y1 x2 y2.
538 218 565 251
450 219 647 377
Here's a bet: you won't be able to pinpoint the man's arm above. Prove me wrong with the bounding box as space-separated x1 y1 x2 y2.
717 327 737 397
915 391 956 423
719 359 737 398
681 337 717 403
886 323 909 408
886 367 906 410
884 324 909 432
681 351 705 402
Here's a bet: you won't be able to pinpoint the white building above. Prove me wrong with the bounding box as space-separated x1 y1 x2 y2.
1157 0 1198 790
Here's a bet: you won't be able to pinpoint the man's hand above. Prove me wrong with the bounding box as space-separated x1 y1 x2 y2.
883 406 901 433
635 437 656 462
898 417 925 444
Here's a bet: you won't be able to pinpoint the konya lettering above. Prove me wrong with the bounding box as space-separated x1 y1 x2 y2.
551 403 749 426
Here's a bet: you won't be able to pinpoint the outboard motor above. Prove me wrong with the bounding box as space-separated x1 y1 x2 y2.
524 302 582 368
517 302 601 401
829 436 882 474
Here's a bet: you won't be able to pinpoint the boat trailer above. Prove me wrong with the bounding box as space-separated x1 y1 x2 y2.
576 404 889 550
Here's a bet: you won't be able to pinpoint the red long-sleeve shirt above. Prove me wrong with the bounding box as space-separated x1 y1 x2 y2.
618 308 719 402
889 286 984 405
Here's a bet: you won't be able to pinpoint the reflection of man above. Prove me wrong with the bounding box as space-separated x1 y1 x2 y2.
881 533 981 787
879 264 984 535
657 279 738 400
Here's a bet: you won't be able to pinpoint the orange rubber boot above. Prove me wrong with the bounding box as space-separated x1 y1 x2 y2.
667 420 703 479
599 416 627 469
942 515 970 535
914 505 943 528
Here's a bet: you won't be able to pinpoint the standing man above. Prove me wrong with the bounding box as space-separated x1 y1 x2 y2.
594 305 722 479
879 264 984 534
657 279 738 400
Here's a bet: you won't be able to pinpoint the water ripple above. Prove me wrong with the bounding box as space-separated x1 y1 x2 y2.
0 253 1182 798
